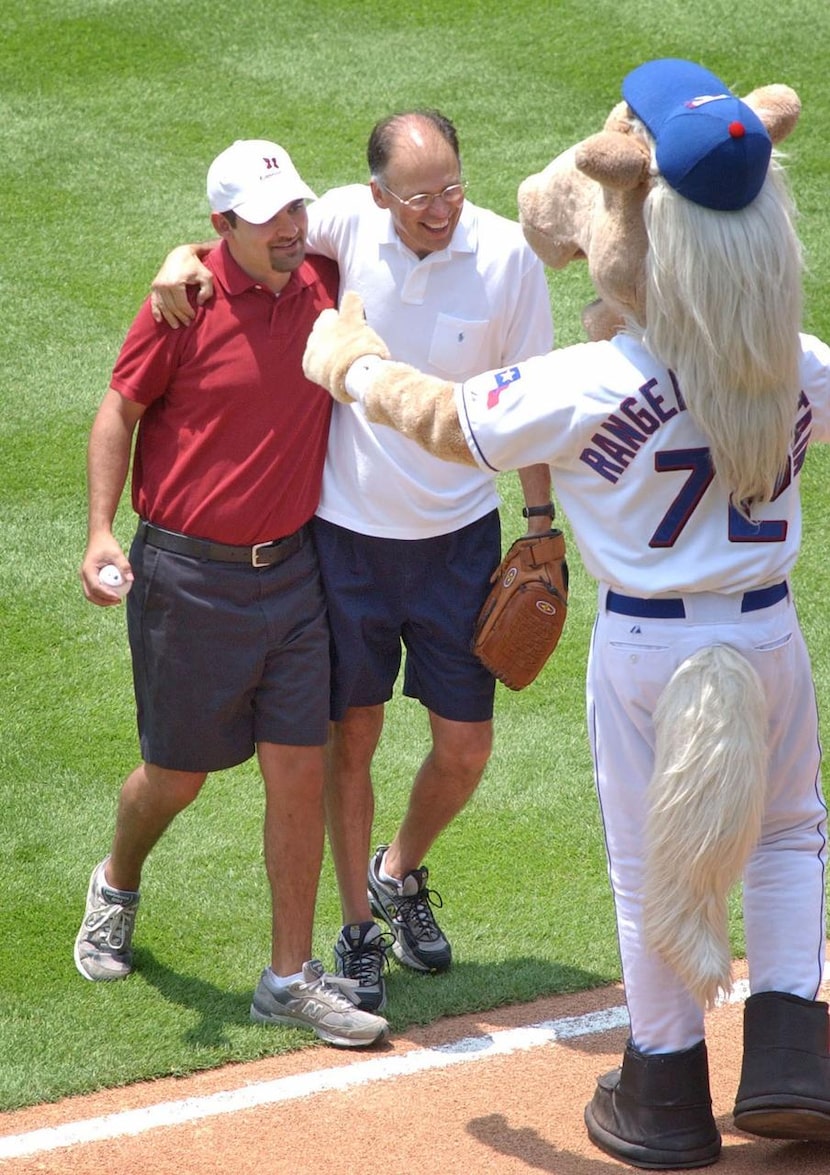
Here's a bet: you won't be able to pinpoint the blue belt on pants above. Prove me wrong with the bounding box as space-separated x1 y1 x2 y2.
606 581 788 619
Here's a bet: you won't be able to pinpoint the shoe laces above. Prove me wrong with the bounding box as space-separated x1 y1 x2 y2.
395 876 444 943
340 931 393 986
84 902 136 951
302 961 367 1010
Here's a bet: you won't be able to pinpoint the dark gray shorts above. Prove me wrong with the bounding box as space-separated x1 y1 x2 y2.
126 529 330 772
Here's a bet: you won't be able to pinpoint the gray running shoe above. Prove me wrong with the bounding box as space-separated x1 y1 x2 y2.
74 859 140 981
250 959 389 1048
367 845 452 973
333 920 392 1012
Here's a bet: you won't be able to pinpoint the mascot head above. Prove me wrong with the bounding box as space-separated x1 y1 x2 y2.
517 58 799 509
519 59 803 508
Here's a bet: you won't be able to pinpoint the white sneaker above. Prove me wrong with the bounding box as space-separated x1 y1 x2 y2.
74 859 140 981
250 959 389 1048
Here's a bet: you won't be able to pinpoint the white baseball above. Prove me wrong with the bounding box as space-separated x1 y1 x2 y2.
98 564 131 598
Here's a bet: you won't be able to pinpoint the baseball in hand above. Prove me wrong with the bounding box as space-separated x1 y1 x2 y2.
98 564 131 598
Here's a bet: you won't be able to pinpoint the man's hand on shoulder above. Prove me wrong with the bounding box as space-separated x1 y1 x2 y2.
150 243 216 329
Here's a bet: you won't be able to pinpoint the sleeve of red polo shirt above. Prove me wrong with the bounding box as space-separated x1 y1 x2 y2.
110 296 195 406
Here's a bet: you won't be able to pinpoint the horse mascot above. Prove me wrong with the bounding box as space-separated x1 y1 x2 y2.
303 58 830 1169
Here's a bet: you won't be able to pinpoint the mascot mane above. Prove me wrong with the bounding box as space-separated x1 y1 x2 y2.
642 154 803 506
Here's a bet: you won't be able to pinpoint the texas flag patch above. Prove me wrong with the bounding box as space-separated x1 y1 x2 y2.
483 365 522 409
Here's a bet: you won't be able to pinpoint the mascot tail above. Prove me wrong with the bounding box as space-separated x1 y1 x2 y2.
643 644 768 1009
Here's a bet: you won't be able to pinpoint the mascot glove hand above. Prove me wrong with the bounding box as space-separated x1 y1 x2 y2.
303 290 391 403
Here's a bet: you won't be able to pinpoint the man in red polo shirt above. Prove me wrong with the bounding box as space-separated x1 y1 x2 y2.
74 140 388 1049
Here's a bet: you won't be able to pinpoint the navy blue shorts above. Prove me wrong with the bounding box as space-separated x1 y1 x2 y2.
312 512 499 723
126 529 330 772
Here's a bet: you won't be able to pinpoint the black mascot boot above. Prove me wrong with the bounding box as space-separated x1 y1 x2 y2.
733 990 830 1140
584 1039 721 1169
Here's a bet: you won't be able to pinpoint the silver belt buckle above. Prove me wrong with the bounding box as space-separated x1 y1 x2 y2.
251 541 274 568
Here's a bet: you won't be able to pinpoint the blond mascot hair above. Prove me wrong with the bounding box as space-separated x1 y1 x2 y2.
643 162 802 509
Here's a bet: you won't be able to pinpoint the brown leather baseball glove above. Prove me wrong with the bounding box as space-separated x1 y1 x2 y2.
473 530 569 690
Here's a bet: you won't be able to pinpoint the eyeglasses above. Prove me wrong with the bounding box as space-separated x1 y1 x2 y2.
379 180 467 213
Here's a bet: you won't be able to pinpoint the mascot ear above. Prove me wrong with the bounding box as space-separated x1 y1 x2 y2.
575 130 651 190
743 84 801 144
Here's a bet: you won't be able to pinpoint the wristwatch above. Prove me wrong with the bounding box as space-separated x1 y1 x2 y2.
522 503 555 518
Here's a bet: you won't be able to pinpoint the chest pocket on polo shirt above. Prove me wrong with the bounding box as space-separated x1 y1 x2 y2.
428 315 490 377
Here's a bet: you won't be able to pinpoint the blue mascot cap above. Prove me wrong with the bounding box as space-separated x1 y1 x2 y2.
622 58 772 211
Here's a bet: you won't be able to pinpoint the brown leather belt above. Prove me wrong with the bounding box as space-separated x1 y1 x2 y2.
137 520 307 568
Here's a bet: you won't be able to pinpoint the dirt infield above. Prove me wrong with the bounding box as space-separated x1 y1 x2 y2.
2 963 830 1174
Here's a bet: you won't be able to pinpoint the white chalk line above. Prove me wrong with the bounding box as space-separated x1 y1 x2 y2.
0 981 753 1161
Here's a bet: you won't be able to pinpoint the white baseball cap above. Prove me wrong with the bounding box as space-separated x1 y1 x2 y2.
206 139 316 224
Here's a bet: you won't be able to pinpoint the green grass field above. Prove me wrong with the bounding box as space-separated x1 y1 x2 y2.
2 0 829 1112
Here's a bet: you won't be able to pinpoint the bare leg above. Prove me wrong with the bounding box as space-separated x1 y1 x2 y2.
324 706 384 924
106 763 208 891
383 713 492 879
258 741 326 977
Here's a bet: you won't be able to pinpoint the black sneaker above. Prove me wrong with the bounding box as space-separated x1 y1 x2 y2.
333 920 391 1012
367 845 452 973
